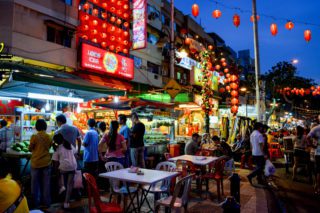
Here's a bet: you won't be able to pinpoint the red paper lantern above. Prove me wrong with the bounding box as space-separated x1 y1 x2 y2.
110 16 116 23
83 3 90 10
207 62 212 70
123 4 129 10
124 22 129 28
100 33 107 38
226 86 231 91
117 1 123 6
92 38 98 43
233 14 240 27
116 19 122 25
110 36 115 41
123 40 129 45
215 65 221 70
82 25 89 31
219 88 225 93
304 30 311 42
80 14 89 21
185 37 191 45
226 73 230 78
101 12 107 19
102 3 108 8
230 75 238 82
231 90 239 97
250 15 260 22
221 58 226 63
231 105 238 114
102 23 107 28
208 45 213 50
123 31 129 37
224 68 229 73
117 37 122 43
92 19 98 26
270 23 278 36
91 29 98 35
81 35 88 40
231 98 239 105
212 10 222 19
223 78 229 84
305 89 311 95
92 9 99 16
191 4 199 18
92 0 99 3
285 21 294 30
110 7 116 12
230 83 238 90
116 46 122 52
219 72 224 76
222 62 227 67
109 45 115 51
311 86 315 90
117 10 123 16
124 13 129 19
101 42 107 48
123 49 128 54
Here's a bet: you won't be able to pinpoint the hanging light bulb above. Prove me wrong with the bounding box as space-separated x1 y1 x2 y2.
76 103 81 113
45 101 50 111
114 96 119 103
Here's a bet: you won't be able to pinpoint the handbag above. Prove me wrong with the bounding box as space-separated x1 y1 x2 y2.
73 170 83 189
264 159 276 177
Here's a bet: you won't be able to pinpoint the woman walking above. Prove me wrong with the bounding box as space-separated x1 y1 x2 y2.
292 126 308 180
29 119 52 209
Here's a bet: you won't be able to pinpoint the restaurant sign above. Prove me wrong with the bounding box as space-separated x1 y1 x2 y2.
132 0 147 50
81 43 134 80
191 66 219 92
175 51 201 70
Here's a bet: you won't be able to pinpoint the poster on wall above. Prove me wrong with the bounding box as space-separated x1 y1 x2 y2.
132 0 147 50
81 43 134 80
192 67 218 92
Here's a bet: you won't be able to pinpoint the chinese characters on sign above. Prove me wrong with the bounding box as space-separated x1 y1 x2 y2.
132 0 147 50
81 43 134 80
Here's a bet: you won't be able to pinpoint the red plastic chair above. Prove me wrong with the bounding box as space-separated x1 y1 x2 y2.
164 152 172 161
196 150 211 156
201 157 227 201
83 173 123 213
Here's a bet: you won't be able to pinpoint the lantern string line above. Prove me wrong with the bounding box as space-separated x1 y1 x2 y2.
205 0 320 28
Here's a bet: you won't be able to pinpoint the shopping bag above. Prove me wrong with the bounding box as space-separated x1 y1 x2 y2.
74 170 83 189
264 159 276 177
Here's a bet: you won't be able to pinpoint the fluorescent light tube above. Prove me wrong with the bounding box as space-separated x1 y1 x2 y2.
0 96 21 101
28 93 84 103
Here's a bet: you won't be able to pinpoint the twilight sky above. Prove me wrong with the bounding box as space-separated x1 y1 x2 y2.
174 0 320 83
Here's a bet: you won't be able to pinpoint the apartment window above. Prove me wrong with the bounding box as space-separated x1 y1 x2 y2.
46 22 73 48
147 5 160 21
147 32 159 45
147 61 160 74
133 56 142 69
161 15 170 27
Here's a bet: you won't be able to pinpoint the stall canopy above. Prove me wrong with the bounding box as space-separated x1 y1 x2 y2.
0 61 130 97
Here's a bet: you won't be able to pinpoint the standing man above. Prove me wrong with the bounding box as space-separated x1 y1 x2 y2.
82 119 99 177
0 120 13 153
118 114 131 167
130 112 145 168
55 114 82 155
247 122 266 185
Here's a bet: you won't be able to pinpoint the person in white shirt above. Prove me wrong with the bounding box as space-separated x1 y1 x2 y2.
247 122 266 185
307 123 320 195
52 134 77 209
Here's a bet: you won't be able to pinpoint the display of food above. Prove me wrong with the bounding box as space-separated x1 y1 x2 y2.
11 141 30 153
144 131 168 144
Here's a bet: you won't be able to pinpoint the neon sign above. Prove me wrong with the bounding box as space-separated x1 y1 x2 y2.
132 0 147 50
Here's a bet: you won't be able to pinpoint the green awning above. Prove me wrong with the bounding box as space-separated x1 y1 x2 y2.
1 61 125 96
129 93 192 103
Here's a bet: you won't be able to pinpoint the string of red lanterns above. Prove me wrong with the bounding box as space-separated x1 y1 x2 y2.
277 86 320 96
191 4 314 43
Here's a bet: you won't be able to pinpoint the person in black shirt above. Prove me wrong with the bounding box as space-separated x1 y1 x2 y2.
130 112 146 168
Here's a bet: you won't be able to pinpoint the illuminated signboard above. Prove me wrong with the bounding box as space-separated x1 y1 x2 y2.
132 0 147 50
193 66 218 92
81 43 134 80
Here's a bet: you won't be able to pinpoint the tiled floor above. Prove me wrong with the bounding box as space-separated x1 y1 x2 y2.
44 168 269 213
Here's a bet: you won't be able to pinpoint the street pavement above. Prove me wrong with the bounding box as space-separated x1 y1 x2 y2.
45 167 272 213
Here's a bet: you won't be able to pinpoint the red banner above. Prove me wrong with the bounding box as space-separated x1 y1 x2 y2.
81 43 134 80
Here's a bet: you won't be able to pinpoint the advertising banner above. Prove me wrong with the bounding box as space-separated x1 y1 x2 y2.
132 0 147 50
81 43 134 80
193 66 218 92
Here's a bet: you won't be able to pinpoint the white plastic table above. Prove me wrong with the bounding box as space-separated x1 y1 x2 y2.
168 155 219 166
99 168 179 212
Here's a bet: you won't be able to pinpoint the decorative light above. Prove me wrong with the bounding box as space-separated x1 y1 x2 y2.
212 10 222 19
76 103 81 113
250 15 260 22
233 14 240 27
114 96 119 103
185 37 191 45
270 23 278 36
285 21 294 30
27 93 84 103
45 101 50 111
191 4 199 18
0 96 21 101
304 30 311 42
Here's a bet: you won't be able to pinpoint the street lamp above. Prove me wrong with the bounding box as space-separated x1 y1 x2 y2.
240 87 249 117
291 59 299 64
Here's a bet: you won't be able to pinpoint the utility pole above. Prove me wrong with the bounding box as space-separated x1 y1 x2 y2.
170 0 175 83
252 0 261 122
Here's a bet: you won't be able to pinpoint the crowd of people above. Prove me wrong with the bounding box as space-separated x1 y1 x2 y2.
0 112 146 211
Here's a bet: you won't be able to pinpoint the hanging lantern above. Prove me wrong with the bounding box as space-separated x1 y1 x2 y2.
226 73 230 78
231 105 238 114
81 35 88 40
222 62 227 67
219 72 224 76
230 83 238 90
124 22 129 28
185 37 191 45
109 45 115 51
110 16 116 23
215 65 221 70
102 23 107 28
91 29 98 35
224 68 229 73
82 25 89 31
116 19 122 25
191 4 199 18
233 14 240 27
226 85 231 91
123 48 128 54
80 14 90 21
304 30 311 42
230 75 238 82
305 89 311 95
285 21 294 30
110 36 115 41
223 78 229 84
270 23 278 36
92 19 98 26
231 90 239 97
102 2 108 8
101 42 107 48
208 45 214 50
219 88 225 93
250 15 260 22
83 3 90 10
123 4 129 10
124 13 129 19
311 86 315 90
92 8 99 16
212 10 222 19
123 31 129 37
220 58 226 63
100 33 107 38
101 12 107 19
231 98 239 105
207 62 212 70
92 38 98 43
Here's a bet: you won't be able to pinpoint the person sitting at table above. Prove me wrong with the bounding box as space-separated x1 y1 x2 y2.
0 157 29 212
185 133 201 155
99 121 127 166
212 136 233 158
28 119 52 209
201 133 212 148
